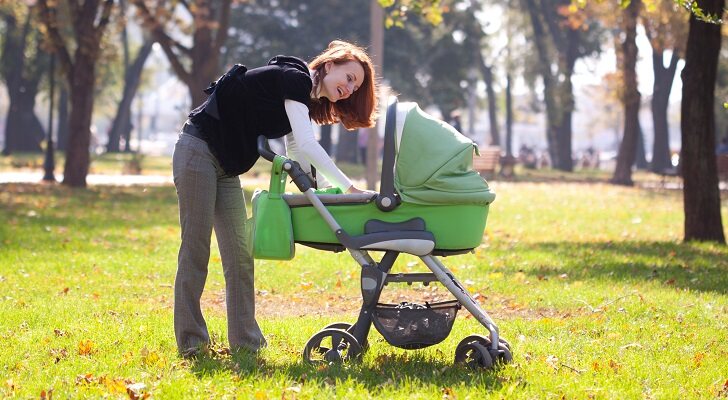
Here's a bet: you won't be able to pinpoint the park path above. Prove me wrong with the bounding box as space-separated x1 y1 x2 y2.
0 171 173 185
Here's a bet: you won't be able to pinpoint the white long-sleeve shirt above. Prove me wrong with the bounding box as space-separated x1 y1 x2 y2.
283 99 352 191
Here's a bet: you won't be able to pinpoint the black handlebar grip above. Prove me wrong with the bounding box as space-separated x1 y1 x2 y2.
257 135 276 162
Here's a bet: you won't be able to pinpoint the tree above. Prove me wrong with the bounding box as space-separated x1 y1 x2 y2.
610 0 642 185
679 0 725 243
132 0 232 108
37 0 114 188
643 0 687 173
106 0 154 153
0 4 46 154
523 0 603 171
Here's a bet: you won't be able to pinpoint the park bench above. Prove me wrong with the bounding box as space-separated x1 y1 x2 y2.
473 146 501 178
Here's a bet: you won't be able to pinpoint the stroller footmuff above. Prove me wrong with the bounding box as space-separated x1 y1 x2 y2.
253 98 512 370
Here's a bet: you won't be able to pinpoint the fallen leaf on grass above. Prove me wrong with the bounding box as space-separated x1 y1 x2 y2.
619 343 642 351
442 386 457 399
716 379 728 397
140 347 167 368
50 348 68 363
40 389 53 399
5 379 17 391
693 352 705 367
608 359 621 373
99 376 127 395
76 373 95 385
78 339 96 356
546 355 559 370
126 382 148 400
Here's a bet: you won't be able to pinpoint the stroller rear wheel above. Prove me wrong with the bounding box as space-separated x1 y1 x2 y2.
303 328 363 364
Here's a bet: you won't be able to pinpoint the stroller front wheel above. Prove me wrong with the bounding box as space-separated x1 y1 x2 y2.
455 335 512 369
322 321 369 350
303 328 363 364
454 342 493 369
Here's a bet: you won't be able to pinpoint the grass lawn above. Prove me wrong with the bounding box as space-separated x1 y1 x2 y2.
0 179 726 399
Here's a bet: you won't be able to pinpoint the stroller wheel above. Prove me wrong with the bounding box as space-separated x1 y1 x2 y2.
489 342 512 365
454 342 493 369
322 322 369 350
323 322 352 330
303 328 363 364
457 334 511 352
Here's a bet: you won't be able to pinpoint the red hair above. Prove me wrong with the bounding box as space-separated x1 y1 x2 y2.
308 40 379 130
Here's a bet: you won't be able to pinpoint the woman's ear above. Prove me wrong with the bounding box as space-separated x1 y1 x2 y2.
324 61 332 73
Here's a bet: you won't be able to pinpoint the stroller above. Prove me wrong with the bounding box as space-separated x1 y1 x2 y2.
254 98 511 369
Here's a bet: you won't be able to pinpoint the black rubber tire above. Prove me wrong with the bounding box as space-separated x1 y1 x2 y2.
323 322 352 330
489 342 513 365
456 334 512 352
454 341 494 369
322 322 369 350
302 328 363 364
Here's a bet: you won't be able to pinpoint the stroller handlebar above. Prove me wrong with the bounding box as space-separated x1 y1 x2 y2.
257 135 277 162
257 135 315 192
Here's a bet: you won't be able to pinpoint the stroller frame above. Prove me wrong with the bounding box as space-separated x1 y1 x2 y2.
256 98 510 368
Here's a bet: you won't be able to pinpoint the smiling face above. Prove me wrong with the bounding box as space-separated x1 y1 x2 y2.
318 60 365 102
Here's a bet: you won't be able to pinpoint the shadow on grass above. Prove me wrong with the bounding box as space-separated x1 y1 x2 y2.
189 349 507 392
515 241 728 294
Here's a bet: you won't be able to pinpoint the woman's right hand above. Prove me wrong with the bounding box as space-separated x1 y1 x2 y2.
346 185 377 195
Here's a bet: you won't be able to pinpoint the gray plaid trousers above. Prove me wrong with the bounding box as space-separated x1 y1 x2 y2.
172 132 266 353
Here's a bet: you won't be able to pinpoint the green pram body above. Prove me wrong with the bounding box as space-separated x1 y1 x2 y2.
284 102 495 253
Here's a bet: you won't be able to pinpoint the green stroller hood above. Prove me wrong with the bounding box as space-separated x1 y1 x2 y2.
393 104 496 206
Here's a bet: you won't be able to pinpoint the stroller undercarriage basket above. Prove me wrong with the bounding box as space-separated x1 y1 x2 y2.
372 299 461 349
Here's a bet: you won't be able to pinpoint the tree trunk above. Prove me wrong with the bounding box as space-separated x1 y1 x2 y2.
477 51 500 146
635 123 648 169
680 0 725 243
336 126 359 164
555 105 573 171
107 40 154 153
524 0 559 167
319 124 332 155
57 87 69 151
524 0 578 171
63 57 97 187
650 51 679 172
505 73 513 157
611 0 642 186
1 11 44 154
3 86 45 154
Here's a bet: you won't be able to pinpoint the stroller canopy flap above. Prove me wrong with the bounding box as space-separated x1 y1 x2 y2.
394 104 496 205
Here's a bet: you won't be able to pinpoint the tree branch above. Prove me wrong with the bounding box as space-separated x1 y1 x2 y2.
37 0 74 75
213 0 232 52
131 0 192 83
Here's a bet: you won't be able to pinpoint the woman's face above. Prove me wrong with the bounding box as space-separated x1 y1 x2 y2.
319 60 365 102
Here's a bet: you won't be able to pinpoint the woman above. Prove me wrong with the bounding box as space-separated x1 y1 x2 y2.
172 40 378 357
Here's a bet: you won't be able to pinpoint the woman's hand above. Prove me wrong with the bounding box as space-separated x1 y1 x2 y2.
346 185 377 195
